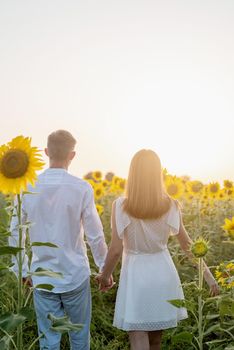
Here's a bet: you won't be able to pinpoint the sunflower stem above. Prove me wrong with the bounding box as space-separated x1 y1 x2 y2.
17 194 23 350
198 257 204 350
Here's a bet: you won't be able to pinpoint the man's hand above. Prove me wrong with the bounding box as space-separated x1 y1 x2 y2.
22 277 33 287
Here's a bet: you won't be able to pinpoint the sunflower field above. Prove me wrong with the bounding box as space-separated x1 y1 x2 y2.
0 136 233 350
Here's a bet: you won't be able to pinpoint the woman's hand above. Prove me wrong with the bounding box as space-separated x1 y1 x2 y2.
95 273 115 292
209 280 220 297
204 269 220 296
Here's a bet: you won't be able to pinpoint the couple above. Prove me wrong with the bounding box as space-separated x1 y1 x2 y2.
10 130 219 350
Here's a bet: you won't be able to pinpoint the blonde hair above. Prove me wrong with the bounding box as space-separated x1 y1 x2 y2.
47 130 76 161
123 149 172 219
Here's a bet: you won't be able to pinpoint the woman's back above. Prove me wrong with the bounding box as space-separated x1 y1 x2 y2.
113 196 188 331
115 197 180 254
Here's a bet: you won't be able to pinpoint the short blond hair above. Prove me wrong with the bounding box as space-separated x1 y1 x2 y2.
47 130 77 161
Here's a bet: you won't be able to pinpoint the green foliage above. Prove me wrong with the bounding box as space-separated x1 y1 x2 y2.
0 247 23 256
171 331 193 345
34 284 55 291
0 312 26 333
31 242 58 248
28 267 63 279
0 193 233 349
48 314 83 333
0 336 10 350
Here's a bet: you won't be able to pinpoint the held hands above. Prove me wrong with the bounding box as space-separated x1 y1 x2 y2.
95 273 115 292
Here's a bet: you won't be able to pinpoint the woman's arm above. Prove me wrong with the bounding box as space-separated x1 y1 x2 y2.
96 201 123 291
176 211 219 296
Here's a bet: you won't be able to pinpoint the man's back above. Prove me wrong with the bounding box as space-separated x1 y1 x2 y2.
19 168 106 292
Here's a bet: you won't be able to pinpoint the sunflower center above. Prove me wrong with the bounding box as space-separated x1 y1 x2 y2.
1 149 29 178
224 181 233 189
167 184 178 196
94 171 102 179
191 182 203 193
210 184 219 193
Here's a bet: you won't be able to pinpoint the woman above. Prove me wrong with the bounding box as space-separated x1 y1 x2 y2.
96 150 219 350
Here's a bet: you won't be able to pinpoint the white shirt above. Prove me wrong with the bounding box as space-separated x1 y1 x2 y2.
10 168 108 293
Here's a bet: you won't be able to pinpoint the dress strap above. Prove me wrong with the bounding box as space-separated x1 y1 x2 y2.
114 197 131 239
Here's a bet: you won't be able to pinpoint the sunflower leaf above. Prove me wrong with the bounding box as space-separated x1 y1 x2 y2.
0 231 11 237
29 268 63 279
167 299 194 311
31 242 58 248
0 312 26 332
0 246 23 256
48 314 83 333
0 263 11 271
171 331 193 344
0 336 10 350
22 191 39 195
34 284 55 291
19 307 35 322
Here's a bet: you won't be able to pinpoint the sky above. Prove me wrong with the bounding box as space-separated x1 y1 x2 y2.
0 0 234 183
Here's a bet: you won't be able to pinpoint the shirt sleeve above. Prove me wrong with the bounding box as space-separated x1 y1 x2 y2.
9 196 29 278
81 186 108 271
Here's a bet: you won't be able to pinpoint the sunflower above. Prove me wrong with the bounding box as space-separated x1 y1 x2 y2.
94 185 104 200
215 261 234 289
165 176 184 199
191 237 209 258
101 180 110 189
222 217 234 240
186 180 203 196
105 172 114 182
217 189 227 201
96 204 104 216
0 136 44 194
92 171 102 182
119 179 126 189
109 176 122 194
85 179 95 189
117 178 126 192
223 180 233 190
206 182 220 199
112 176 121 186
225 188 234 198
83 172 93 180
109 183 118 194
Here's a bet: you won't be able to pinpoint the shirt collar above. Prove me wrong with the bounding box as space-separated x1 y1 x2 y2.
45 168 68 173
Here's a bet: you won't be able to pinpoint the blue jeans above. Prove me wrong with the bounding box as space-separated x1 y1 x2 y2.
33 278 91 350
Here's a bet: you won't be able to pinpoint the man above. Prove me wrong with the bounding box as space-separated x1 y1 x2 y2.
10 130 109 350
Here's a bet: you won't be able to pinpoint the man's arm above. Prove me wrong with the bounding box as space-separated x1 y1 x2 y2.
81 187 108 271
95 201 123 291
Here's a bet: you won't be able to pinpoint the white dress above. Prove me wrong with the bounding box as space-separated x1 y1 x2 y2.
113 197 188 331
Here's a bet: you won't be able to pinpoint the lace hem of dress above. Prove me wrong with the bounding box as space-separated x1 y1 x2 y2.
113 316 188 331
